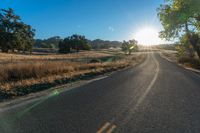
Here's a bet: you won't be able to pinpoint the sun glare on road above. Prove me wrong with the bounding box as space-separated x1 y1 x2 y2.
134 27 162 46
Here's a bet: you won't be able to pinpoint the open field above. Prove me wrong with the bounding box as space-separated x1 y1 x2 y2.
0 50 119 64
0 50 146 100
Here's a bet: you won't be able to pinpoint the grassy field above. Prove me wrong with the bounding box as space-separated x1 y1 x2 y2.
0 49 146 100
0 50 113 63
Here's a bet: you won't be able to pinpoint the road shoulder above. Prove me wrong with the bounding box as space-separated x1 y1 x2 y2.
159 51 200 75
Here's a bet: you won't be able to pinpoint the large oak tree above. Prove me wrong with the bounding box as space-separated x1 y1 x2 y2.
0 8 35 53
158 0 200 58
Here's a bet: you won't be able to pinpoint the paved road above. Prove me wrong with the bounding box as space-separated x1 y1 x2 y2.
1 53 200 133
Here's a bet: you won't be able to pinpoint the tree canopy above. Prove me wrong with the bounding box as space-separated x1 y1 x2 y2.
0 8 35 53
121 39 138 55
158 0 200 58
58 34 91 53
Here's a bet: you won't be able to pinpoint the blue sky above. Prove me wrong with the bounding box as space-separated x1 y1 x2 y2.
1 0 165 41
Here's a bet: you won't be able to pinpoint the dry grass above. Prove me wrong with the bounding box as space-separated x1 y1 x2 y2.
160 50 178 62
0 62 77 82
0 51 112 63
0 51 146 99
160 50 200 69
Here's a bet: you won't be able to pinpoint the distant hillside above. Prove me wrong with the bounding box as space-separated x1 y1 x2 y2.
34 37 122 50
88 39 122 49
34 36 62 49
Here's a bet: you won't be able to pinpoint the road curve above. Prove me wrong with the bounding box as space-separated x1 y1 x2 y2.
1 53 200 133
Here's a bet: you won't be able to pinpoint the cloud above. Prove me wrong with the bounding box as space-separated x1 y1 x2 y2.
108 26 114 32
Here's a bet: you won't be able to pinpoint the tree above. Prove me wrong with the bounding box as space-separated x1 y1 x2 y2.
0 8 19 52
157 0 200 59
121 39 138 55
70 34 90 52
58 37 71 53
58 34 91 53
15 23 35 53
0 8 35 53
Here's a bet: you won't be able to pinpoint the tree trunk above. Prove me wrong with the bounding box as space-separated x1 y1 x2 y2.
196 47 200 59
185 24 193 58
192 42 200 59
189 34 200 59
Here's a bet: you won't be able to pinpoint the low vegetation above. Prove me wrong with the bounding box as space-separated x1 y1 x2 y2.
178 56 200 69
160 50 200 70
0 50 146 100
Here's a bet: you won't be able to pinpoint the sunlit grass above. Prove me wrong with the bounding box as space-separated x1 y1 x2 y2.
0 51 146 94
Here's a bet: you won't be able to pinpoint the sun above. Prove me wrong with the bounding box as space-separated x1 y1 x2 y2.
134 27 162 46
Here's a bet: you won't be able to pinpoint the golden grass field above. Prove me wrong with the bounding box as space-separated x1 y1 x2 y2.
0 50 146 99
0 50 112 62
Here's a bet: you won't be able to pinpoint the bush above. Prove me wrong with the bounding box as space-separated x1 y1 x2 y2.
178 57 200 69
89 59 101 63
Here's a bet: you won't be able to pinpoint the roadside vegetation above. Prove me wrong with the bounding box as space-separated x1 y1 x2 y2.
0 50 146 100
157 0 200 69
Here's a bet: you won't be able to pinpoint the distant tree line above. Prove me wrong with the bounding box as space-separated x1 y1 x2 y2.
58 36 123 53
34 37 122 50
88 39 122 49
0 8 35 53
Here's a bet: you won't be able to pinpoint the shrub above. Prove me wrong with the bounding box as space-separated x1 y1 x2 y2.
89 59 101 63
178 57 200 69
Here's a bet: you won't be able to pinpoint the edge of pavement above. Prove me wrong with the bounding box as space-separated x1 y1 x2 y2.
159 52 200 76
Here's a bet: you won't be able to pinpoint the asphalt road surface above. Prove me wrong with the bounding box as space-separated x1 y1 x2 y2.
1 53 200 133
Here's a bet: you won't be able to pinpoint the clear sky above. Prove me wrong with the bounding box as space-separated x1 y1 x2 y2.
1 0 165 42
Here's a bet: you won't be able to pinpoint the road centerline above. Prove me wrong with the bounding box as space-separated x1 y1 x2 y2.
96 122 111 133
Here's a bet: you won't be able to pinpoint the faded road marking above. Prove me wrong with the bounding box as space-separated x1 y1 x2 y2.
106 124 117 133
97 122 111 133
97 122 117 133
